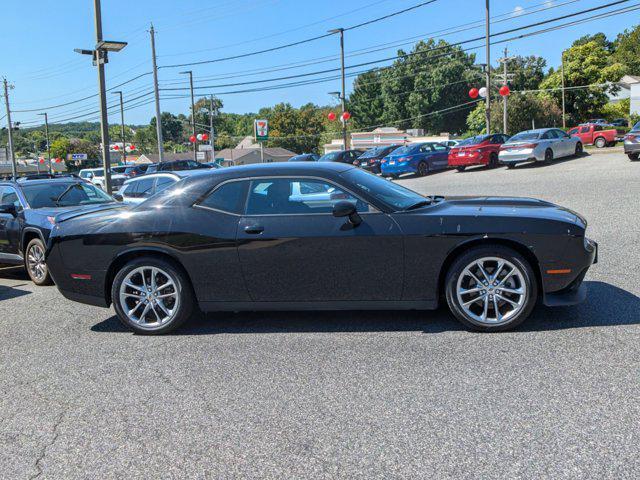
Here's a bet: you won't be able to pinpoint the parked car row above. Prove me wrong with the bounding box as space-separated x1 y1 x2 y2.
624 121 640 161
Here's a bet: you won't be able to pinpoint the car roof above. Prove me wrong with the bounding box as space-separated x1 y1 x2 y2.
127 169 212 182
208 161 354 178
0 177 84 187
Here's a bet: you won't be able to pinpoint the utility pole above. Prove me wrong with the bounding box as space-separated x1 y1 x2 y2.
209 95 216 163
93 0 112 194
150 24 164 163
484 0 491 135
3 79 17 178
561 50 567 129
39 113 52 174
180 70 197 162
329 28 348 150
112 91 126 164
497 47 515 135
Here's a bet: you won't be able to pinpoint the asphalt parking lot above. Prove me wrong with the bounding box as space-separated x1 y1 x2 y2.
1 150 639 479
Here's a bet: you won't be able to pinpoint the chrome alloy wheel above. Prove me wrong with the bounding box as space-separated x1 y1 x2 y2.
119 266 180 329
456 257 528 326
27 243 47 282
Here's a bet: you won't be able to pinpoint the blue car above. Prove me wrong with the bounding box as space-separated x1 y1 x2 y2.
381 142 450 178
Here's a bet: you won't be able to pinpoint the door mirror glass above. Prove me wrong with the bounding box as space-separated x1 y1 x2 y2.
332 200 362 226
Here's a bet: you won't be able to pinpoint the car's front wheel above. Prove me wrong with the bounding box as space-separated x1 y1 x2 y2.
629 153 639 161
25 238 53 286
456 166 466 172
445 246 538 332
112 257 194 334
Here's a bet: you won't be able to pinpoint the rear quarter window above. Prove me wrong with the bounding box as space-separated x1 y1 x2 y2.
198 181 248 214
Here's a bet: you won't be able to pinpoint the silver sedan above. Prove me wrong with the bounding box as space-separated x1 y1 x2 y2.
499 128 583 168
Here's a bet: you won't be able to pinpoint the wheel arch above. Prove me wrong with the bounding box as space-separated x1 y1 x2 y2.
104 247 197 307
21 228 45 254
437 237 543 301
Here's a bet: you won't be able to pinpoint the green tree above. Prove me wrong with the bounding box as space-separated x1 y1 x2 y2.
507 55 547 91
613 25 640 75
466 94 562 136
349 70 385 129
539 38 626 124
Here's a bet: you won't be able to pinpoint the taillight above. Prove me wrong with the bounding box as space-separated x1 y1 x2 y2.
381 159 388 164
369 159 376 164
627 134 637 141
353 160 359 165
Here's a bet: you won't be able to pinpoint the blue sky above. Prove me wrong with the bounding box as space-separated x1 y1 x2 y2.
0 0 636 127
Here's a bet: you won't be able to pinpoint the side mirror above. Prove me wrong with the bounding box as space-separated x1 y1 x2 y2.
332 200 362 226
112 193 123 202
0 203 17 216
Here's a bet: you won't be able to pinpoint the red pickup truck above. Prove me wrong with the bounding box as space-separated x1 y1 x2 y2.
568 124 617 148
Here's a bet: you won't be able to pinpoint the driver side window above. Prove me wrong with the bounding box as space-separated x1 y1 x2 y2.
245 178 371 215
0 187 22 210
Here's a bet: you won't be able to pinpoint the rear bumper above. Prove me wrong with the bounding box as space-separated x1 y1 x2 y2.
448 155 487 167
381 163 415 176
58 288 109 308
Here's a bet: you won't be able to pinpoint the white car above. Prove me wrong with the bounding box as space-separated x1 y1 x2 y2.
115 170 217 205
78 168 128 191
499 128 583 168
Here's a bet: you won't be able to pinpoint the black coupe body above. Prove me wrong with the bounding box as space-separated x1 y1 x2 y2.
46 162 597 334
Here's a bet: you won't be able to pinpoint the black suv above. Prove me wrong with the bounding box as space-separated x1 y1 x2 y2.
145 160 211 173
0 174 117 285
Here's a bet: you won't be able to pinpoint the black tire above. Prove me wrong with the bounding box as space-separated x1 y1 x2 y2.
25 238 53 286
489 152 499 168
575 142 583 155
629 153 639 161
111 257 194 335
445 245 538 332
417 161 428 177
506 163 516 169
456 166 466 172
594 137 606 148
544 149 553 164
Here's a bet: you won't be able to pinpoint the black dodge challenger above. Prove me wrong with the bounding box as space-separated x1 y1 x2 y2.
46 162 597 334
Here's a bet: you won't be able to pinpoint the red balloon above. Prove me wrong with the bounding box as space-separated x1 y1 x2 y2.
327 112 336 121
342 111 351 121
39 158 45 164
469 88 479 99
55 158 61 163
113 145 120 151
499 85 511 97
129 144 136 150
202 133 209 141
189 135 196 143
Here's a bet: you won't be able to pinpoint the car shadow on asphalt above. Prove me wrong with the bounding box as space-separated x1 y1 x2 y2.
508 152 590 170
0 267 31 301
90 281 639 335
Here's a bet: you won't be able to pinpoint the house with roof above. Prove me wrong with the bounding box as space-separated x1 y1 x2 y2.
216 146 296 166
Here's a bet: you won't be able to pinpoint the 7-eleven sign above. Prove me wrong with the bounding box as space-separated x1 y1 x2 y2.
254 119 269 141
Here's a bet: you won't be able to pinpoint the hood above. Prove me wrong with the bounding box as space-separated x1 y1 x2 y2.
50 203 127 224
425 196 587 229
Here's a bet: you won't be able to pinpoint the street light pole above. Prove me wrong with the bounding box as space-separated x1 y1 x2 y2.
561 51 567 129
112 91 126 164
93 0 112 194
38 112 51 174
2 78 17 178
329 28 348 150
150 24 164 163
180 71 197 162
209 95 216 163
485 0 491 135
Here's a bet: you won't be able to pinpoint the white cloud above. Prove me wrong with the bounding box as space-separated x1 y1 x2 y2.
513 6 524 16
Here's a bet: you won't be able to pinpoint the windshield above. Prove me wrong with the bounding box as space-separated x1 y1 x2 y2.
390 145 419 156
457 135 490 146
633 121 640 132
343 168 427 211
318 152 341 162
22 182 114 209
508 132 541 142
359 146 396 159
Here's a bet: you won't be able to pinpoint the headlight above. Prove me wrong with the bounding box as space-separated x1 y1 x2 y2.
584 237 596 252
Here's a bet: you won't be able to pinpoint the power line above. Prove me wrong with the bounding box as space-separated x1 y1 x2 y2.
158 0 440 69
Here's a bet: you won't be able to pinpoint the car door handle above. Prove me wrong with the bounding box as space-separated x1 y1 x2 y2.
244 225 264 234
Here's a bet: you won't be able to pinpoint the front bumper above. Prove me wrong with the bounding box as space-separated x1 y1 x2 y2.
542 239 597 307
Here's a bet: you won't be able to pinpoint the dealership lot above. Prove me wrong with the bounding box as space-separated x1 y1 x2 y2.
1 150 639 478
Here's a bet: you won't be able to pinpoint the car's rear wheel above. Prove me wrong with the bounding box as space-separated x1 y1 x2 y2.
112 257 194 334
417 161 428 177
25 238 53 286
456 166 466 172
445 246 538 332
506 163 516 169
489 152 499 168
544 149 553 164
594 137 606 148
629 153 639 161
575 142 583 155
